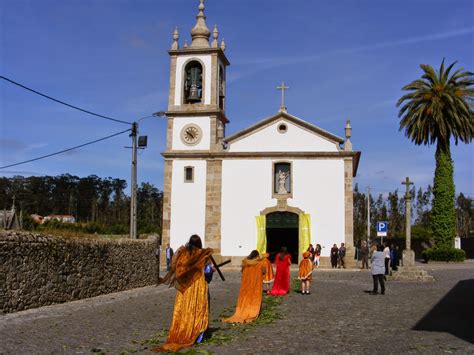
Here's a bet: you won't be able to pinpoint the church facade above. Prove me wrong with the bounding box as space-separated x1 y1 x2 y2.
161 0 361 265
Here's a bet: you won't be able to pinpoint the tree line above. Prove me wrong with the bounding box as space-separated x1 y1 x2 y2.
0 174 163 235
1 175 471 241
353 183 473 242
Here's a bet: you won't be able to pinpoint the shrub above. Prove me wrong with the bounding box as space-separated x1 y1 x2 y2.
422 247 466 262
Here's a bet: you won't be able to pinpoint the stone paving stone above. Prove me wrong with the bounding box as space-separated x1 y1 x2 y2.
0 263 473 354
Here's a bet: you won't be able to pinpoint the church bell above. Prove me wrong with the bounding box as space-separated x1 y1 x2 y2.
186 67 202 103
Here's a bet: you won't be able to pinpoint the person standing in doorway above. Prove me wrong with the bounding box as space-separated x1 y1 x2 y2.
338 243 346 269
330 244 339 269
370 244 386 295
360 240 369 269
166 243 174 272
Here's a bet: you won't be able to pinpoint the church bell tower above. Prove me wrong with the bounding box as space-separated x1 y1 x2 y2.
161 0 229 258
166 0 230 152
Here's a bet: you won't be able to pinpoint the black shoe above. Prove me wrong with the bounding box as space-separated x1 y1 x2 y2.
369 291 378 295
381 291 385 295
307 292 311 295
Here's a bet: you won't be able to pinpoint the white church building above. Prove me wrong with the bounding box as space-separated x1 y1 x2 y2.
161 0 361 266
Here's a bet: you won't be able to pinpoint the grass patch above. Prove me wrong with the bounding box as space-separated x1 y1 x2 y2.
291 278 301 293
141 329 168 348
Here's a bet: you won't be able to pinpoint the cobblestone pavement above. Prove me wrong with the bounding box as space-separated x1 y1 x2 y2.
1 262 473 354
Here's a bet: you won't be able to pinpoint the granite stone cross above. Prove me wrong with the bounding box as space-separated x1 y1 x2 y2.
402 177 414 252
277 81 289 112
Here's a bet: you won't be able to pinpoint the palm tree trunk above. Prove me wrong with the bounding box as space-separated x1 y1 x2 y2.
431 139 456 248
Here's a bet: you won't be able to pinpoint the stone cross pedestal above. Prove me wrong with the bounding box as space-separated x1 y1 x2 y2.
389 177 434 282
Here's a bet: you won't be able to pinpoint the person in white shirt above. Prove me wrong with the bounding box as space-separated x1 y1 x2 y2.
383 243 391 276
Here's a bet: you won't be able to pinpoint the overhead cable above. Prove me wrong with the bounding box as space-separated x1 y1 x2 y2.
0 76 132 125
0 128 132 169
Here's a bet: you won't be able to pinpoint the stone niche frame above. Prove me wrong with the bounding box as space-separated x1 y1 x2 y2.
181 57 207 106
271 160 293 200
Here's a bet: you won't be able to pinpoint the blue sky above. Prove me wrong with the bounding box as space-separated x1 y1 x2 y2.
1 0 473 198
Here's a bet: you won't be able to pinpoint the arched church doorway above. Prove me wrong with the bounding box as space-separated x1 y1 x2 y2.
266 212 299 264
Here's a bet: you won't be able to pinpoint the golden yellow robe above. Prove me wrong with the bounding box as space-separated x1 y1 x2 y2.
262 256 274 284
153 246 213 353
298 258 313 281
223 258 266 324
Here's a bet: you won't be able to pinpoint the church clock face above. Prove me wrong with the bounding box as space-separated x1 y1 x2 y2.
181 124 202 146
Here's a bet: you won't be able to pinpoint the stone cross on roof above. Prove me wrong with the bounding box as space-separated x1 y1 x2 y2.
277 81 289 112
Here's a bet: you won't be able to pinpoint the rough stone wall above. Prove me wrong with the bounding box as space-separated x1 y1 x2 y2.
0 231 159 313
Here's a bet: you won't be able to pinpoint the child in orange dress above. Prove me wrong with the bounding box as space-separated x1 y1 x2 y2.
261 253 274 294
298 251 314 294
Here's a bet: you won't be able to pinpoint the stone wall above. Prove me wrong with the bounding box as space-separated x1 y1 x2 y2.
0 231 159 313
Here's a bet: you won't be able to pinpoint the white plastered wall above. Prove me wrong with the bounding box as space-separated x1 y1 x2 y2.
175 55 212 106
290 160 345 257
172 116 211 150
228 120 339 152
170 160 207 249
221 159 345 257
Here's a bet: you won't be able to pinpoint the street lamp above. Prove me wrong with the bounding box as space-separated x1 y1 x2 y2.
129 111 166 239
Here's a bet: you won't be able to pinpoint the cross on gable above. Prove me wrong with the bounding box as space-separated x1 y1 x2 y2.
276 81 289 112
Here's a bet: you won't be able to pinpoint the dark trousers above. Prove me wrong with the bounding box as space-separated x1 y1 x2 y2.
372 274 385 294
384 258 390 275
361 256 368 269
166 258 171 271
331 256 338 268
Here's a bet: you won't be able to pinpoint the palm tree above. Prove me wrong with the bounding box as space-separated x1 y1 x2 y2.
397 59 473 248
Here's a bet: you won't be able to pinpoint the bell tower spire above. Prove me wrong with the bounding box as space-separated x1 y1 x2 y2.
190 0 211 48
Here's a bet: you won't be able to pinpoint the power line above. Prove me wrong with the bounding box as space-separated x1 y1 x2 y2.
0 76 132 125
0 128 131 169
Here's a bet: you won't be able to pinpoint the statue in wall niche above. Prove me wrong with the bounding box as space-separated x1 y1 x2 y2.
278 170 288 194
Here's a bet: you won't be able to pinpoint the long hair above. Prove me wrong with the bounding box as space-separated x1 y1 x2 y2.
186 234 202 252
279 246 287 260
247 250 259 260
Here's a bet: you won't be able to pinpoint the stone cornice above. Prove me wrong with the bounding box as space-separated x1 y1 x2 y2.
168 48 230 66
162 150 361 176
166 106 230 123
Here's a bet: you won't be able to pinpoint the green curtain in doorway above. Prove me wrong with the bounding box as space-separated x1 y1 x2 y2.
256 215 266 254
299 214 311 255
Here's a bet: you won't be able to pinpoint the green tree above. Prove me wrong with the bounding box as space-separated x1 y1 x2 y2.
456 193 473 238
397 60 473 248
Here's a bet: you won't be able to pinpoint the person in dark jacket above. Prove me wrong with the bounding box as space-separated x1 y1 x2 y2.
330 244 339 269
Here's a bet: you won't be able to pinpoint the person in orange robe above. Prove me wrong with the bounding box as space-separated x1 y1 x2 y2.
298 251 314 294
153 235 213 353
270 246 292 296
262 252 274 294
223 250 266 324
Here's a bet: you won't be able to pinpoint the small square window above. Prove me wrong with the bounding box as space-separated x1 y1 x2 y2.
184 166 194 183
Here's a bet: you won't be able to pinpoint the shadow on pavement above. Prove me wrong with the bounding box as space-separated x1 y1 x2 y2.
413 279 474 343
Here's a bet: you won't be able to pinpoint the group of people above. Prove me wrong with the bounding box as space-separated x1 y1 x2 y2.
330 242 347 269
154 235 394 352
153 236 317 352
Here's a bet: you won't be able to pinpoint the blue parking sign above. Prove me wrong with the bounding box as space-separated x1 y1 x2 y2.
377 221 388 237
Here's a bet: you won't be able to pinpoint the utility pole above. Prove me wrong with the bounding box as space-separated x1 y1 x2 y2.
367 186 371 244
130 122 138 239
402 176 415 266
